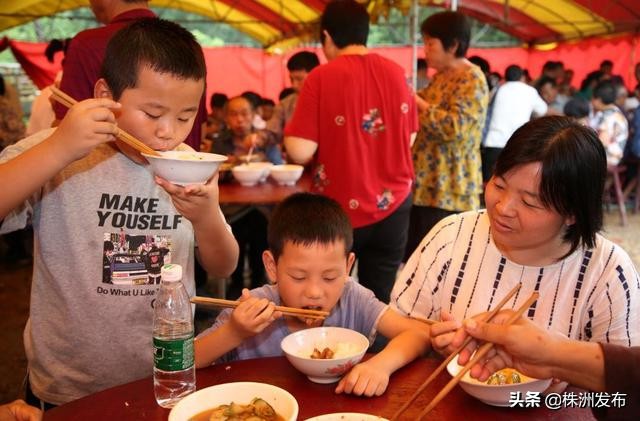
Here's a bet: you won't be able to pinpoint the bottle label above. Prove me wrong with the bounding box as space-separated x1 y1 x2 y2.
153 335 194 371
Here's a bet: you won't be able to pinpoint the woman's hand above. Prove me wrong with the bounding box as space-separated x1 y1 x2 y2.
429 310 463 356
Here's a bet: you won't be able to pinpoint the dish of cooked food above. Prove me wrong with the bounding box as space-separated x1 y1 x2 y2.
310 347 335 359
189 398 284 421
486 368 527 385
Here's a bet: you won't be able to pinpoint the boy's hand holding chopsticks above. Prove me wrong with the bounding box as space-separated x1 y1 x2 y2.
228 289 282 339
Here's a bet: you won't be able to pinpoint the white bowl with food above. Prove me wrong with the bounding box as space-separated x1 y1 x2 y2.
168 381 298 421
281 327 369 384
306 413 388 421
446 357 552 407
270 164 304 186
142 150 227 186
232 164 265 186
246 162 274 182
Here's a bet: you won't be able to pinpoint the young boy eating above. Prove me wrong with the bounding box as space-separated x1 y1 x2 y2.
0 19 238 407
195 193 430 397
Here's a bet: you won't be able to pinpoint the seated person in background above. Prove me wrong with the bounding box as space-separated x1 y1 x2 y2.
460 311 639 420
563 97 590 126
212 95 283 165
0 18 238 407
241 91 267 130
264 51 320 148
392 116 639 363
534 76 563 115
201 92 228 152
589 80 629 165
258 98 275 122
195 193 430 397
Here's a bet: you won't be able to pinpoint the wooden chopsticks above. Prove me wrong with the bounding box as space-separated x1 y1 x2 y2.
49 86 161 157
417 291 540 418
191 296 330 320
391 282 523 421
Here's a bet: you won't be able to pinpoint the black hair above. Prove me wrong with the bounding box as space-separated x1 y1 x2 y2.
210 92 228 109
44 38 70 63
268 193 353 261
494 116 606 257
600 59 613 69
563 98 590 119
417 58 427 70
421 11 471 58
593 80 616 104
320 0 369 49
287 51 320 72
580 70 604 92
101 18 205 100
241 91 262 109
260 98 275 107
0 74 5 96
279 87 296 101
535 76 556 93
505 65 523 82
468 56 489 74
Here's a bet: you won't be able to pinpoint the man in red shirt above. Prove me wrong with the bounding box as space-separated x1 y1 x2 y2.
285 0 417 303
53 0 204 150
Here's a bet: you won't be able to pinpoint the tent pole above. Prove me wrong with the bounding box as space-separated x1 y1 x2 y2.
452 0 458 11
410 0 418 90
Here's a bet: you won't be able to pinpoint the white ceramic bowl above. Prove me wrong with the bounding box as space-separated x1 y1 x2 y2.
281 327 369 384
446 357 552 407
306 413 388 421
270 164 304 186
246 161 274 182
142 150 227 186
232 164 265 186
168 382 298 421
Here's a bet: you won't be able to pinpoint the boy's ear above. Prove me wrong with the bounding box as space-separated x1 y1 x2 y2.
346 252 356 275
94 78 114 99
262 250 278 284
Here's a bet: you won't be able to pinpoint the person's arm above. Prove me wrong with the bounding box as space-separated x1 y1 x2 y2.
194 289 279 367
155 174 239 278
0 98 120 220
459 312 606 392
0 399 42 421
531 89 548 117
335 308 430 396
284 136 317 164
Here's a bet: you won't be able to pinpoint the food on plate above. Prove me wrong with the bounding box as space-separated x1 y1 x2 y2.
311 347 335 359
486 368 525 385
189 397 284 421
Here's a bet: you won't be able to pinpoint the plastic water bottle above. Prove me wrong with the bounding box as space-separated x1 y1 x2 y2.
153 263 196 408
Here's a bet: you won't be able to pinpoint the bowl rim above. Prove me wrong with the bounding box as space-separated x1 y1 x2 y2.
142 151 228 162
270 164 304 172
305 413 389 421
446 357 549 388
281 327 370 361
168 381 299 421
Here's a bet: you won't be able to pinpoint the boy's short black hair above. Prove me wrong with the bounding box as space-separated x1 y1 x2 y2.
287 51 320 72
268 193 353 261
563 98 590 119
593 80 616 104
421 11 471 58
494 116 606 258
320 0 369 49
101 18 206 100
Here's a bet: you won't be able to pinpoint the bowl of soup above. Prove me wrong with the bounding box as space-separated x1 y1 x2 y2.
446 357 552 407
142 150 227 186
168 381 298 421
281 327 369 384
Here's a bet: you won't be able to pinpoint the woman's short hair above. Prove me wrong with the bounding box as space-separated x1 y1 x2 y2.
420 11 471 58
494 116 606 257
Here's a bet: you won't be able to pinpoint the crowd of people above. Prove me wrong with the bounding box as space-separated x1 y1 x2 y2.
1 0 640 420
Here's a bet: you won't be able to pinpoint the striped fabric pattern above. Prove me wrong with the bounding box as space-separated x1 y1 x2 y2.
391 210 640 347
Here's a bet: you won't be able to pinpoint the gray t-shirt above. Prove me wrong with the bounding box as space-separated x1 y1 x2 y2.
197 279 388 363
0 128 200 404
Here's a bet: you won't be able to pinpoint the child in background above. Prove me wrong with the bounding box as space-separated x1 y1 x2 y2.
0 18 238 407
195 193 430 397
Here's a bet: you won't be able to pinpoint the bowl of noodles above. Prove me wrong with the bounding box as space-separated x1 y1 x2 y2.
168 382 298 421
142 150 228 186
281 327 369 384
446 357 552 407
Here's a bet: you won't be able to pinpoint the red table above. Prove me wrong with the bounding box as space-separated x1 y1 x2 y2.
44 356 594 421
219 172 312 205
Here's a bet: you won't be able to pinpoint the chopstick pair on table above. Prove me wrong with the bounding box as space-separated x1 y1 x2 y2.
391 283 539 420
191 296 330 320
49 86 161 157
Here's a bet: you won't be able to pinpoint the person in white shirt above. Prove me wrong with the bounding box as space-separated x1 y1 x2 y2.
482 65 547 181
